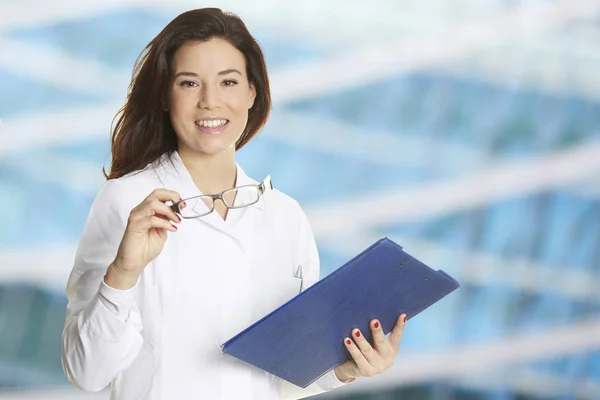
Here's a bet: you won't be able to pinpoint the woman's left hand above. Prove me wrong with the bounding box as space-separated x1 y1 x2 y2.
333 314 407 383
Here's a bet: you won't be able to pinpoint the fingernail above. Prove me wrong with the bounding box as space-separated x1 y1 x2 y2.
374 321 380 329
346 339 352 345
176 214 181 222
172 224 177 230
355 331 361 338
402 315 407 324
182 201 186 208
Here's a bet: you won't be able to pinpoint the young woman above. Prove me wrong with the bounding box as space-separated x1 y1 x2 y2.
61 8 406 400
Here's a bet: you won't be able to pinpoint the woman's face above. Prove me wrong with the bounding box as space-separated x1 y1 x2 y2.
167 38 256 157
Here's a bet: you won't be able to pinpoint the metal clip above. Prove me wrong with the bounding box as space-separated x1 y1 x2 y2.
294 265 304 294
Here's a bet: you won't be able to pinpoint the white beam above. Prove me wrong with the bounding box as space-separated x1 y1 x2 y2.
0 246 78 292
1 369 598 399
0 37 128 95
441 29 600 101
321 233 600 303
270 0 600 103
0 103 121 155
265 111 490 170
1 0 596 99
306 142 600 237
1 152 107 194
453 368 600 400
0 0 148 31
334 319 600 394
0 388 107 400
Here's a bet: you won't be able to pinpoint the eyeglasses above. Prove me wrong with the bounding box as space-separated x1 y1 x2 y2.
171 176 273 219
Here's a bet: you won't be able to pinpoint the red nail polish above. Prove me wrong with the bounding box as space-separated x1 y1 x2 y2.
172 224 177 230
355 331 361 338
374 321 379 329
402 315 407 324
346 339 351 345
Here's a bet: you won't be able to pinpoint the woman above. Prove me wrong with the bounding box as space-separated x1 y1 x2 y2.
61 8 406 400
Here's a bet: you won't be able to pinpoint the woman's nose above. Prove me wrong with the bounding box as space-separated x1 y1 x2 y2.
198 86 219 109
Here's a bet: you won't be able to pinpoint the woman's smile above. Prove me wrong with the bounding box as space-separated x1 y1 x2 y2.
194 118 230 135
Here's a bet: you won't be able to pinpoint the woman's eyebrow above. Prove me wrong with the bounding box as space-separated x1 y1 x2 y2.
218 69 242 76
173 69 242 79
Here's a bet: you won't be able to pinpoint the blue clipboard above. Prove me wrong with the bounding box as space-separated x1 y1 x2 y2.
221 237 460 388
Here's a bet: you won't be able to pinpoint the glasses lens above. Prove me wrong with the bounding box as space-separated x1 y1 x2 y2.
224 186 260 208
179 196 213 218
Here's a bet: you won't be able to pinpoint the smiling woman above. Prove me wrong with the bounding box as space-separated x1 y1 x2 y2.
60 7 406 400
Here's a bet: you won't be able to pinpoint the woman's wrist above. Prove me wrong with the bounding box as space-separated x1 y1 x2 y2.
104 262 141 290
334 366 357 383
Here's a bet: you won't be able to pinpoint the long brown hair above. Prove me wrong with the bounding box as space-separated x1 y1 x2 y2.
104 8 271 180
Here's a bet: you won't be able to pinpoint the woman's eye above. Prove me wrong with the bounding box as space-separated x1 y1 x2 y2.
179 80 197 88
222 80 238 87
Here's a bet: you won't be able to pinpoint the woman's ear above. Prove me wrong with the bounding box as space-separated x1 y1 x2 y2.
248 83 256 109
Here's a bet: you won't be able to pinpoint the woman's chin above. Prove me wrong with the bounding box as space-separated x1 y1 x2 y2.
187 141 236 157
177 130 240 157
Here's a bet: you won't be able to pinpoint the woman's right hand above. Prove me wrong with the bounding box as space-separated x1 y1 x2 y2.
105 189 182 289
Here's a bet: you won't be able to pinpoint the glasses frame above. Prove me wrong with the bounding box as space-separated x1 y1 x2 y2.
171 177 273 219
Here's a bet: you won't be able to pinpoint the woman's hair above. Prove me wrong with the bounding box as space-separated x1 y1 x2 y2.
104 8 271 179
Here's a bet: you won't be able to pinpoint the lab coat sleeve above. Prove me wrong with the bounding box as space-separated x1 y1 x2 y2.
61 179 144 392
280 208 352 400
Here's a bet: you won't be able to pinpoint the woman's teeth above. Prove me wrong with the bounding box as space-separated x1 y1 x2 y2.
196 119 228 128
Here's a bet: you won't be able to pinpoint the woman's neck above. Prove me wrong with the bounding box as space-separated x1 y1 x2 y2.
178 147 237 195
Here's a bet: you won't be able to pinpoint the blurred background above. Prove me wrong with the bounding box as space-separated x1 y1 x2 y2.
1 0 600 399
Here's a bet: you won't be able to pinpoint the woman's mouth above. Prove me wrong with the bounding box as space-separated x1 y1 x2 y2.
195 119 230 134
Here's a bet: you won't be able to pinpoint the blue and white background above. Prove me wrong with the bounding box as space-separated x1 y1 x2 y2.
1 0 600 399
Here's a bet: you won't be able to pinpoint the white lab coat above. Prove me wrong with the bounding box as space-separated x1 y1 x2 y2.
61 151 348 399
